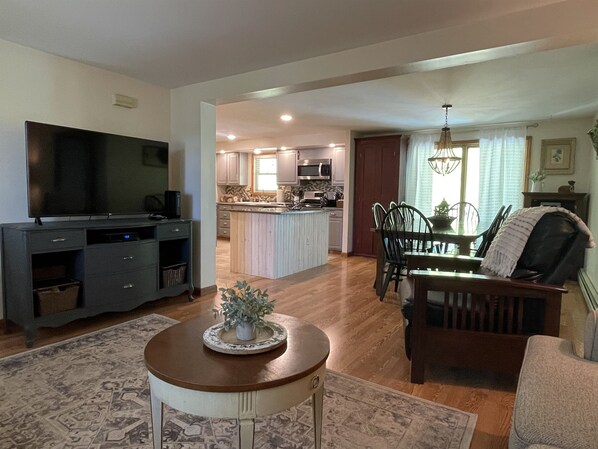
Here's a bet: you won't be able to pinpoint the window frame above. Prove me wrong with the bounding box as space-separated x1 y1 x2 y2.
438 137 531 203
251 153 278 194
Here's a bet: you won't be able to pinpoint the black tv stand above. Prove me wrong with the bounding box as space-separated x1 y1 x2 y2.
1 218 194 347
34 217 43 226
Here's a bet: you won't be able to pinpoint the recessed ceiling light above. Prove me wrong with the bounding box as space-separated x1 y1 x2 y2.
227 134 236 141
280 114 293 122
219 150 225 154
329 143 336 148
254 149 262 154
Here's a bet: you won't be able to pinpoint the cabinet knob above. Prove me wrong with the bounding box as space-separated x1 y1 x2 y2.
51 237 66 243
122 283 134 289
122 256 134 260
171 228 180 233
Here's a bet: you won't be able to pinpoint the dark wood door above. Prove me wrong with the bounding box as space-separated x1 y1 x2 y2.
353 135 402 257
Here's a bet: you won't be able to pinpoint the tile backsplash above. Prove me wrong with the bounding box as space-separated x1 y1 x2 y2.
224 181 344 202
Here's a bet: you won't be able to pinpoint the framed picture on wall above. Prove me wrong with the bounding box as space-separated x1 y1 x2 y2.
540 138 575 175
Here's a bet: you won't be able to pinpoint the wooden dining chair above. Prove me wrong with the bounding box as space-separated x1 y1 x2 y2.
474 204 512 257
444 202 480 253
372 202 387 229
372 202 388 289
379 205 435 300
448 202 480 227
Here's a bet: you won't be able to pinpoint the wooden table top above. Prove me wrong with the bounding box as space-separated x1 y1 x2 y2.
144 313 330 393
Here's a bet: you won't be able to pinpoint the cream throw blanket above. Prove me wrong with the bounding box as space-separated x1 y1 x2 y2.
480 206 595 278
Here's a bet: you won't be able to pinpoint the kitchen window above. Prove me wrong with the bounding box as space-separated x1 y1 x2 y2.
253 155 278 192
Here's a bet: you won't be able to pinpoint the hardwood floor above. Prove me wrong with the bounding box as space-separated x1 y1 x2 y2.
0 239 588 449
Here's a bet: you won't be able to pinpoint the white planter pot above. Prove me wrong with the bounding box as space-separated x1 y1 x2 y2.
236 321 256 341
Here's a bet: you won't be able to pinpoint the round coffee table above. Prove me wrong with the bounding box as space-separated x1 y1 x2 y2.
144 313 330 449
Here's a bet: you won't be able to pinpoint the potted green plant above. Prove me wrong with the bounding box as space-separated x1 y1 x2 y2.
213 280 276 341
528 170 546 192
428 198 455 229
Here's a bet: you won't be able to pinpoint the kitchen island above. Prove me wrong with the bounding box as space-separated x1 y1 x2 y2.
229 207 329 279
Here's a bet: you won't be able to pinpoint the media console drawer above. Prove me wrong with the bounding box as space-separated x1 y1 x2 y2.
85 266 157 307
30 230 85 253
157 222 190 240
86 241 158 275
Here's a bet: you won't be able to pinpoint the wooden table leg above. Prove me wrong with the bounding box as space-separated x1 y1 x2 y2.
312 385 324 449
239 418 255 449
149 389 163 449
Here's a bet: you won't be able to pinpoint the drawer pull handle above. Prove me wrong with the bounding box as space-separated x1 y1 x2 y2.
171 228 180 233
311 375 320 390
122 256 134 260
51 238 66 243
122 283 134 289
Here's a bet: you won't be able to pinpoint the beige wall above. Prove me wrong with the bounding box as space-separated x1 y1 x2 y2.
526 119 594 192
584 113 598 298
0 39 171 318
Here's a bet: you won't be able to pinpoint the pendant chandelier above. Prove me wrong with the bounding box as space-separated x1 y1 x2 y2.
428 104 461 176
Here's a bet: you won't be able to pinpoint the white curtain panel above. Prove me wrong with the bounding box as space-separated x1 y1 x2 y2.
405 133 435 216
477 126 526 229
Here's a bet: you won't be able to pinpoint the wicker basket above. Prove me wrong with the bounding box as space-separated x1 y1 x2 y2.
34 279 80 316
161 263 187 288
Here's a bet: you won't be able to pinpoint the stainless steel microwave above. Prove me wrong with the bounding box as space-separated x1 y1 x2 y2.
297 159 331 180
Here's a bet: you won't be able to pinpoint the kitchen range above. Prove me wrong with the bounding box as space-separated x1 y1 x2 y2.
300 190 339 208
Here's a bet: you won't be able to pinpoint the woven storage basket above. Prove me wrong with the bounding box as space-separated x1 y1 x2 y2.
161 263 187 288
34 279 80 316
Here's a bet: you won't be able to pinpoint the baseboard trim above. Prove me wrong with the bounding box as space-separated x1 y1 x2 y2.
578 268 598 311
197 285 217 297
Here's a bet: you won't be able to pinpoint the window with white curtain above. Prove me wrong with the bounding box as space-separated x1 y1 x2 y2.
405 127 527 229
253 155 278 192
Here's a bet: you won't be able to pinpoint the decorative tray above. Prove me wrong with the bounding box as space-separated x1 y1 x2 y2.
203 321 288 355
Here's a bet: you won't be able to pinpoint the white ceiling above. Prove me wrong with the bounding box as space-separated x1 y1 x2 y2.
217 43 598 141
1 0 596 143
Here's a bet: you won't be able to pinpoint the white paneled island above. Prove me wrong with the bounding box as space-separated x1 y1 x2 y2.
229 207 329 279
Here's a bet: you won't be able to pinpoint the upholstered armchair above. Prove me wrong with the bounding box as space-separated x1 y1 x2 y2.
401 211 589 384
509 310 598 449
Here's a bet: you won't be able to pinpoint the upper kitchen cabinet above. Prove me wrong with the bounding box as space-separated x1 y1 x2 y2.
276 150 299 185
332 147 345 186
217 152 248 185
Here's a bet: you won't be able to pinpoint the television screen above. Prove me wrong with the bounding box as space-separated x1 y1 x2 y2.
26 121 169 218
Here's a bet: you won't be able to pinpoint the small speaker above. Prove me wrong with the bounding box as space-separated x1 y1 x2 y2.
164 190 181 218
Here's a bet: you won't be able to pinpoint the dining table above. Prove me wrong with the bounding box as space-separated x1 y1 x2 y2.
372 222 485 296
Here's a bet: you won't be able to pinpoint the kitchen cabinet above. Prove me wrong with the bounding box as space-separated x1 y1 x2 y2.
217 204 232 238
276 150 299 185
332 147 345 186
327 208 343 251
217 152 248 185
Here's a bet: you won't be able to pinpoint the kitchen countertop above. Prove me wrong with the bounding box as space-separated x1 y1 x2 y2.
218 202 343 210
230 207 326 215
217 201 287 207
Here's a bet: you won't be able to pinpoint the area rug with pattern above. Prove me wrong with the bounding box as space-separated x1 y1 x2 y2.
0 314 477 448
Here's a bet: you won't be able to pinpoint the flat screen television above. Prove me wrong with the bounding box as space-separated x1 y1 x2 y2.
26 121 169 218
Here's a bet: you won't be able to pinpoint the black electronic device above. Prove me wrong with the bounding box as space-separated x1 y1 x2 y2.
25 121 169 218
101 231 140 243
164 190 181 218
